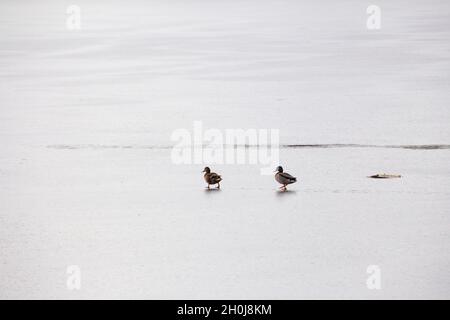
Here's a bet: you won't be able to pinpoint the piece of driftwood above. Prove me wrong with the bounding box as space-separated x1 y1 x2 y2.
368 173 402 179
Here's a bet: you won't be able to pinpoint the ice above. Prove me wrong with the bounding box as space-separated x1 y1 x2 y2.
0 0 449 298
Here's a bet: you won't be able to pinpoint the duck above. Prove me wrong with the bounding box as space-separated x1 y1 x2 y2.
274 166 297 191
202 167 222 189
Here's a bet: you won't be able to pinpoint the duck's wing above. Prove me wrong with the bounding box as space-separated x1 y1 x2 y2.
210 172 222 182
279 172 296 181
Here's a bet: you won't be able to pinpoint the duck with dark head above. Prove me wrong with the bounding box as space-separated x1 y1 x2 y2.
274 166 297 191
202 167 222 189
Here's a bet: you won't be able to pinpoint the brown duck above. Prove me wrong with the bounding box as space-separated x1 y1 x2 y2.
202 167 222 189
275 166 297 191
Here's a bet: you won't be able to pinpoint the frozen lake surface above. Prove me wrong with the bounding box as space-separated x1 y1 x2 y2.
2 145 450 299
0 0 449 298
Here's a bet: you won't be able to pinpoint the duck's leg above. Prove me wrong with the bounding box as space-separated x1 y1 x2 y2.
281 185 287 191
217 182 220 189
207 184 210 189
